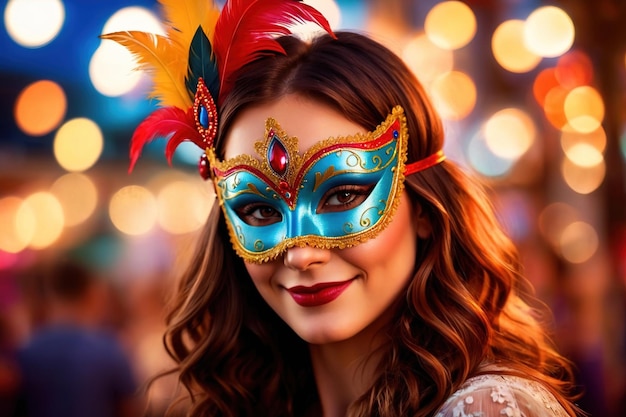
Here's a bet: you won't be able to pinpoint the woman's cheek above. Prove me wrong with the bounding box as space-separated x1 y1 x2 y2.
244 261 275 286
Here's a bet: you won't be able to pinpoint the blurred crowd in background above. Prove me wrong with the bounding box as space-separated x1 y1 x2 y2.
1 0 626 416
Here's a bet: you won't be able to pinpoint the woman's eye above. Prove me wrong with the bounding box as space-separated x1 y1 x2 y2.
318 184 374 213
235 203 282 226
326 191 357 206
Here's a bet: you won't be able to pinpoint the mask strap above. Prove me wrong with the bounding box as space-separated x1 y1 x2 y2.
405 150 446 175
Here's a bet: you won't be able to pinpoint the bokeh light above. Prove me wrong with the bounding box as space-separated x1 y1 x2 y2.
157 180 213 234
20 192 65 250
524 6 575 58
53 118 103 172
533 68 559 107
492 20 541 73
4 0 65 48
402 34 454 85
50 173 99 227
561 126 606 156
555 50 593 89
559 221 599 263
561 157 605 194
109 185 158 236
563 86 604 133
91 6 164 97
101 6 164 35
14 80 67 136
563 142 604 168
429 71 476 120
424 1 476 50
543 85 569 130
171 141 206 166
0 196 32 253
467 129 516 177
90 42 144 97
484 108 536 159
539 202 579 249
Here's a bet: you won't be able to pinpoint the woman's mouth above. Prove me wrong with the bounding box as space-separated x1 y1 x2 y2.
286 280 354 307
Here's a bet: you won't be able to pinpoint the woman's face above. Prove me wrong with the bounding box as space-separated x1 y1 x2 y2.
223 94 427 345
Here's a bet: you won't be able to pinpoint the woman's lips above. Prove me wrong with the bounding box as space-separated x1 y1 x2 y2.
287 280 354 307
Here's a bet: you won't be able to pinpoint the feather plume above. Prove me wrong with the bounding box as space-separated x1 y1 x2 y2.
157 0 220 100
128 107 203 173
100 31 190 109
186 27 220 102
108 0 336 174
158 0 220 46
213 0 335 104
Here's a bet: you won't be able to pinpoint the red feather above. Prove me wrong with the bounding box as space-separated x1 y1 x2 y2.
213 0 335 104
128 107 203 173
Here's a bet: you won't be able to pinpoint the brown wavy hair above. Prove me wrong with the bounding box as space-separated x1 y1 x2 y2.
160 32 580 416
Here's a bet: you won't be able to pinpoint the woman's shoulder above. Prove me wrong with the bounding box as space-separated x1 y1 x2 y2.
434 373 571 417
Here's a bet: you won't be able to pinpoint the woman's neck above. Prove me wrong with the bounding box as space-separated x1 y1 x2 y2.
308 307 394 417
308 343 375 417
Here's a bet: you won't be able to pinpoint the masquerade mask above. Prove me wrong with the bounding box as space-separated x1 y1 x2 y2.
207 105 445 263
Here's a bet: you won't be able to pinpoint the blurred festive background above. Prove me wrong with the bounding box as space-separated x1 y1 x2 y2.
1 0 625 415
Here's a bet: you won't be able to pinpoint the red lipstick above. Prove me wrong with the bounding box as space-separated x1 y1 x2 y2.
287 280 353 307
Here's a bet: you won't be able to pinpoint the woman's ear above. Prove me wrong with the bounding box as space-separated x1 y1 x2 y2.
413 202 432 239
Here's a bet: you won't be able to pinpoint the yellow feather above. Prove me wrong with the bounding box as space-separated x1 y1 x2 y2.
158 0 220 46
101 31 191 109
202 2 221 42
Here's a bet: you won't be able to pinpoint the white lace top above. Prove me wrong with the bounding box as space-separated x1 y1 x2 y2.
434 374 571 417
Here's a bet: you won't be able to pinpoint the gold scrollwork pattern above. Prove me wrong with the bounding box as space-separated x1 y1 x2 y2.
312 147 397 191
359 199 387 228
313 166 336 192
235 225 245 246
344 151 365 169
222 181 269 202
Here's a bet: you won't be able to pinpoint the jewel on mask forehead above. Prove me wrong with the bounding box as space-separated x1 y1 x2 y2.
199 105 209 129
268 135 288 176
193 78 218 149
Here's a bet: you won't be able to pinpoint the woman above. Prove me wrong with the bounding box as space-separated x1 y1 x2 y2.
106 1 581 416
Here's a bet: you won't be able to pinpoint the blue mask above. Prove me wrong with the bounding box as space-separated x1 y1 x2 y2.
207 106 443 263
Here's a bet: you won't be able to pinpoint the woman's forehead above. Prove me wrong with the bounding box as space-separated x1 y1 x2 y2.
223 94 366 159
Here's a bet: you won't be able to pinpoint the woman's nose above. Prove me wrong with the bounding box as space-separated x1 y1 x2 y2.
283 245 331 271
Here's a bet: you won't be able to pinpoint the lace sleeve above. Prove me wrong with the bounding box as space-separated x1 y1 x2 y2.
434 374 571 417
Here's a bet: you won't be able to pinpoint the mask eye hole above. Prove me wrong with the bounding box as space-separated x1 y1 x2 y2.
317 184 375 214
235 203 282 226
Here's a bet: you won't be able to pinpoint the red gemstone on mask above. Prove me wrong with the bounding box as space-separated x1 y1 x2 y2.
268 137 288 176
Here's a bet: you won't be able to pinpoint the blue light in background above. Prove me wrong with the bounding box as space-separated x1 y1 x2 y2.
1 0 159 152
1 0 367 160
